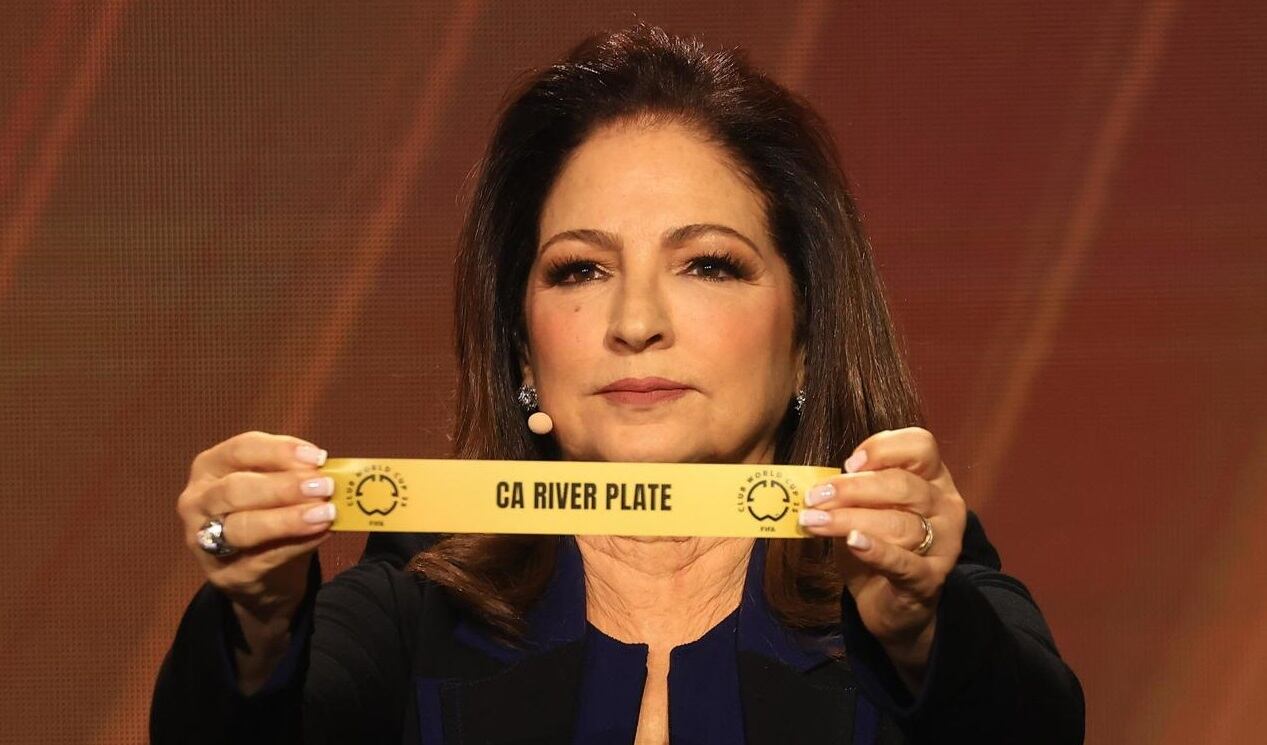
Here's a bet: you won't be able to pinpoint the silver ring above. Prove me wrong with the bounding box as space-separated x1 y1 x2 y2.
913 514 934 556
196 516 237 557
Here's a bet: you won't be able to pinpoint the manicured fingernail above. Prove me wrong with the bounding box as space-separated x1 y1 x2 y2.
844 449 867 473
302 502 336 524
846 529 872 550
296 444 328 466
301 476 334 497
805 483 835 506
798 509 830 527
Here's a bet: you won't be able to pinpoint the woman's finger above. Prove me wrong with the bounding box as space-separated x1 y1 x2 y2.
191 430 328 480
193 470 334 519
799 506 929 550
839 530 937 596
805 467 933 514
844 427 944 481
208 531 333 599
213 500 337 552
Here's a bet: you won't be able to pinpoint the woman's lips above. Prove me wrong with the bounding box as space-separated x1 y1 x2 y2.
596 377 692 405
600 388 690 405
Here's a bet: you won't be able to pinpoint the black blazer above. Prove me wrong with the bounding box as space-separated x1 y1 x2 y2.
151 512 1085 744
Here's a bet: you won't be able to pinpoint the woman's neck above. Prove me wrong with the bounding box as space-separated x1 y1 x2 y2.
576 535 754 649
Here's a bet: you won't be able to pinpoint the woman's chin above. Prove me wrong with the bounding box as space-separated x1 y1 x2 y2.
563 432 714 463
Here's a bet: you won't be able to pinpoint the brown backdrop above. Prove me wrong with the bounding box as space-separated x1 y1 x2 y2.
2 2 1264 743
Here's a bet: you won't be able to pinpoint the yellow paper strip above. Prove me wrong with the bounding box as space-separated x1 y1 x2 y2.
320 458 840 538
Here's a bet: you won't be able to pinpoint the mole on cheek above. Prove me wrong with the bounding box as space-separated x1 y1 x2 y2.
573 305 581 313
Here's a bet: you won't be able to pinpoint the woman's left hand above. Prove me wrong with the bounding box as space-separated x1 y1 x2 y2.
799 426 967 688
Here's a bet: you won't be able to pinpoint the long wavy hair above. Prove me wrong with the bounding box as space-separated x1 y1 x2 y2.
410 23 924 643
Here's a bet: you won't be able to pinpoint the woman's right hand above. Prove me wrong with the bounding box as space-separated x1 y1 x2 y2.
177 431 337 623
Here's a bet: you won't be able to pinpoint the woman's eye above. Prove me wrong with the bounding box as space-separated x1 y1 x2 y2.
546 260 606 286
685 254 745 281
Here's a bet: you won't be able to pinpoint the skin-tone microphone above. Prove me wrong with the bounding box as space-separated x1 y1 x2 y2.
528 411 554 435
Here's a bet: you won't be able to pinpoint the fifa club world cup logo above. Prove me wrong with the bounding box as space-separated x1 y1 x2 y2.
345 464 409 519
737 469 801 530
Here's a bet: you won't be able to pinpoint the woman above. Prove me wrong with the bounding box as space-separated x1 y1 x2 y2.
152 24 1084 744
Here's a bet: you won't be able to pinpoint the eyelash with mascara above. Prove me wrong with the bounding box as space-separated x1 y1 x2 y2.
543 250 754 286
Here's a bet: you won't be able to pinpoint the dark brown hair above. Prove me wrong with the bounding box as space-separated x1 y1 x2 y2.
410 23 924 642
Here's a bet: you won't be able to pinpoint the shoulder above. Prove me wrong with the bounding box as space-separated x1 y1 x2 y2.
314 531 453 629
316 554 453 627
315 550 509 680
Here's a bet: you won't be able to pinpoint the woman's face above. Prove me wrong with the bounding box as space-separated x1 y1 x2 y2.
522 120 802 464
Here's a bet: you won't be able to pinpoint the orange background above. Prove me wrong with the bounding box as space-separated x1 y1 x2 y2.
2 2 1264 743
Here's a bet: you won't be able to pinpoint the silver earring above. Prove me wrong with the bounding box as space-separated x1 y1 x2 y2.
793 389 806 414
517 384 538 411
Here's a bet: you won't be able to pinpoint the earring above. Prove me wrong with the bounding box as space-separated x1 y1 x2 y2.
517 384 553 435
793 389 806 415
516 384 538 411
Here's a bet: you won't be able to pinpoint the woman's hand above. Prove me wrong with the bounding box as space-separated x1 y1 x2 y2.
799 427 967 692
177 431 336 622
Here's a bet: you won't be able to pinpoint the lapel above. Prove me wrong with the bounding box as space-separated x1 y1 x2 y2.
435 537 589 744
439 640 586 744
735 541 860 743
739 651 859 744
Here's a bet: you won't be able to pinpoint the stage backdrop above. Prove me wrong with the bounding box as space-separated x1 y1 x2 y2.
2 2 1264 743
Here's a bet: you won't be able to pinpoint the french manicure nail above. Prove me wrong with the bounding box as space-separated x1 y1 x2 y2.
846 529 872 550
798 509 830 527
805 483 835 506
302 502 336 524
296 444 328 467
844 449 867 473
301 476 334 497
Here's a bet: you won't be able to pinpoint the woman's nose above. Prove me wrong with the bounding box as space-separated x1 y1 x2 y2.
606 274 673 353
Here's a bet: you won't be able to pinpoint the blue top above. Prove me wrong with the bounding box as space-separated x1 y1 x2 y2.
434 537 880 745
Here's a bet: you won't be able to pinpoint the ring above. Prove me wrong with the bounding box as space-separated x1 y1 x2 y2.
195 516 237 557
913 513 934 556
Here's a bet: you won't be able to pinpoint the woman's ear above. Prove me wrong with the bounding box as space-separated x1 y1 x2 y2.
516 336 534 387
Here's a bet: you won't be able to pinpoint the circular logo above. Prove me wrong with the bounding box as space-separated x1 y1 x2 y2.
736 469 801 529
745 478 790 522
345 464 409 519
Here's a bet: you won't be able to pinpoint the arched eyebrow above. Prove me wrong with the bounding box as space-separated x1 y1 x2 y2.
663 223 763 257
539 228 622 254
538 223 763 256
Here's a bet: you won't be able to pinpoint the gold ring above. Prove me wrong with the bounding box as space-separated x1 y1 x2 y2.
913 513 934 556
